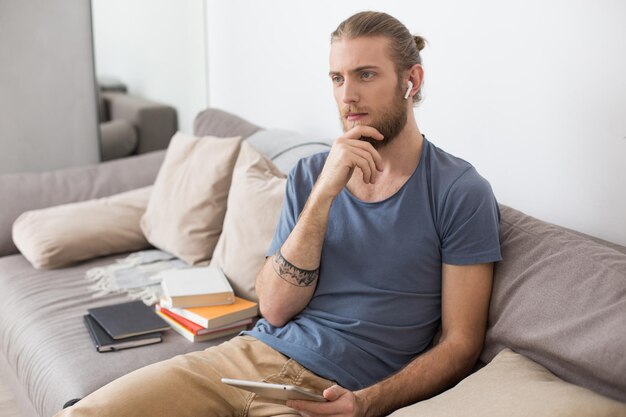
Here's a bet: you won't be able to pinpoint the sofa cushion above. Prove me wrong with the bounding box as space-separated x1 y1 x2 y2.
210 142 287 301
482 205 626 402
12 186 152 269
140 132 242 265
389 348 626 417
245 129 331 174
193 108 260 140
0 151 165 258
0 253 231 417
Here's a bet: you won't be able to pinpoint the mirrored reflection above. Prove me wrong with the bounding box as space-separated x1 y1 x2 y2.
95 76 178 161
91 0 207 161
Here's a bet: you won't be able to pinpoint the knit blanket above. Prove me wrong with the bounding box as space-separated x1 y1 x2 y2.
86 249 189 305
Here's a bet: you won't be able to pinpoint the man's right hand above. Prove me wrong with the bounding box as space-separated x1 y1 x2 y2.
314 126 385 200
256 127 384 327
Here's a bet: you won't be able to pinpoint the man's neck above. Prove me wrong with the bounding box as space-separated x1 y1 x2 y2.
347 117 424 202
378 117 423 175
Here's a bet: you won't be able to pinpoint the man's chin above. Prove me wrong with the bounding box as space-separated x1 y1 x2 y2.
340 121 389 149
359 134 389 150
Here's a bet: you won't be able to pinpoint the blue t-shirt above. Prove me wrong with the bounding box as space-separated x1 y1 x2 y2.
245 137 502 390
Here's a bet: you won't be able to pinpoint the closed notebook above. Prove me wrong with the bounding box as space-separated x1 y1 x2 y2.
83 315 162 352
163 297 258 329
87 300 170 340
160 266 234 308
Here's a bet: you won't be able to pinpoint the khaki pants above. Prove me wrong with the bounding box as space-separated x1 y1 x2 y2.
55 335 333 417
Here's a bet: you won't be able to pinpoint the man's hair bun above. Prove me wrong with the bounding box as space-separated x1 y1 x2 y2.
414 35 427 52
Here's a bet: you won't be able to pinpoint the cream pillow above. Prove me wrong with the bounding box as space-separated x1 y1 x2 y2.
140 132 242 265
210 141 287 301
389 348 626 417
13 186 152 269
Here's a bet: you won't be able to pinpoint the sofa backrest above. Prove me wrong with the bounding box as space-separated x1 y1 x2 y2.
483 204 626 402
0 151 165 257
0 108 257 257
245 129 332 174
194 108 332 174
193 107 261 140
0 107 328 258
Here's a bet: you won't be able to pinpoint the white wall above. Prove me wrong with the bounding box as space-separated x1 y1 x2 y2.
92 0 207 134
206 0 626 246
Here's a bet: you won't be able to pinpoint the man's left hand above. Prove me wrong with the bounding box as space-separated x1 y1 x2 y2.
286 385 365 417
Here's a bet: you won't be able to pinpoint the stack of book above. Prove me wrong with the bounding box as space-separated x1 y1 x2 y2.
84 300 170 352
156 266 258 342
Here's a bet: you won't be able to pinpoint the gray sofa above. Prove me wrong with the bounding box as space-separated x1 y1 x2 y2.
0 108 624 417
98 92 178 161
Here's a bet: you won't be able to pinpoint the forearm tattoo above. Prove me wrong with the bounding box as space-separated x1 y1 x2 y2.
272 249 319 287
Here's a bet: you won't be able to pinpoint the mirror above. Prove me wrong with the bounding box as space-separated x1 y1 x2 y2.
91 0 208 160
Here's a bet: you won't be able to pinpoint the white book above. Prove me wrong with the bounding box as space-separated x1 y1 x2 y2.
159 266 234 308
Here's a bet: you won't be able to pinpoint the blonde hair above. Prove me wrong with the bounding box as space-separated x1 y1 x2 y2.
331 11 426 104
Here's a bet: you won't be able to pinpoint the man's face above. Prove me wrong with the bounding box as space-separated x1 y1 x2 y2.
329 36 408 149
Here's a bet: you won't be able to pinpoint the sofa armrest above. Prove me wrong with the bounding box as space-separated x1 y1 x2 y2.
102 92 178 154
0 150 165 257
100 119 139 161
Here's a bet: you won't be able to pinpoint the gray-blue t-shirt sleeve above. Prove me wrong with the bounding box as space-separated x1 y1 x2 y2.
438 167 502 265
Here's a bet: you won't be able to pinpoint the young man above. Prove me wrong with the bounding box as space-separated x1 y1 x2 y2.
58 11 501 417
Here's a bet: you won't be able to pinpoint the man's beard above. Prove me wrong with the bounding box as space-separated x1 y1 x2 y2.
339 86 408 150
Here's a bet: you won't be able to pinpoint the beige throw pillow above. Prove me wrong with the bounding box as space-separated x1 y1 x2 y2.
140 132 242 265
13 186 152 269
389 348 626 417
210 142 287 301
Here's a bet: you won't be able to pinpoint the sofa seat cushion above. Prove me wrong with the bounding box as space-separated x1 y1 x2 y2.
0 254 233 417
389 348 626 417
482 205 626 402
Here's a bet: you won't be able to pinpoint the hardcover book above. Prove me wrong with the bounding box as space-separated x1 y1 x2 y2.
160 266 235 308
156 310 249 343
83 315 162 352
87 300 170 340
162 297 258 329
156 304 252 335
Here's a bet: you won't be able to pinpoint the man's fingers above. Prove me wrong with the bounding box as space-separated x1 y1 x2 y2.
346 125 384 141
323 385 347 401
287 385 353 415
349 147 379 184
352 153 373 184
339 139 384 173
287 398 347 415
333 141 378 184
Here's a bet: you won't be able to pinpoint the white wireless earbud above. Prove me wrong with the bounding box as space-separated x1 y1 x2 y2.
404 80 413 100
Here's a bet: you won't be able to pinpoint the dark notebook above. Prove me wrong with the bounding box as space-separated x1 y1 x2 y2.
87 300 170 340
83 315 162 352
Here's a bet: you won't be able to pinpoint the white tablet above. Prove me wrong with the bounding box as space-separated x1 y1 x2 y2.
221 378 327 402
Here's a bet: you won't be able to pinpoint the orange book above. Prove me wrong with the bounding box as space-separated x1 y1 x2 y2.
156 305 252 335
156 310 249 343
162 297 258 329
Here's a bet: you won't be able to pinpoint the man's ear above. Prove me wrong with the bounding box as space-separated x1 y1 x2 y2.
407 64 424 96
